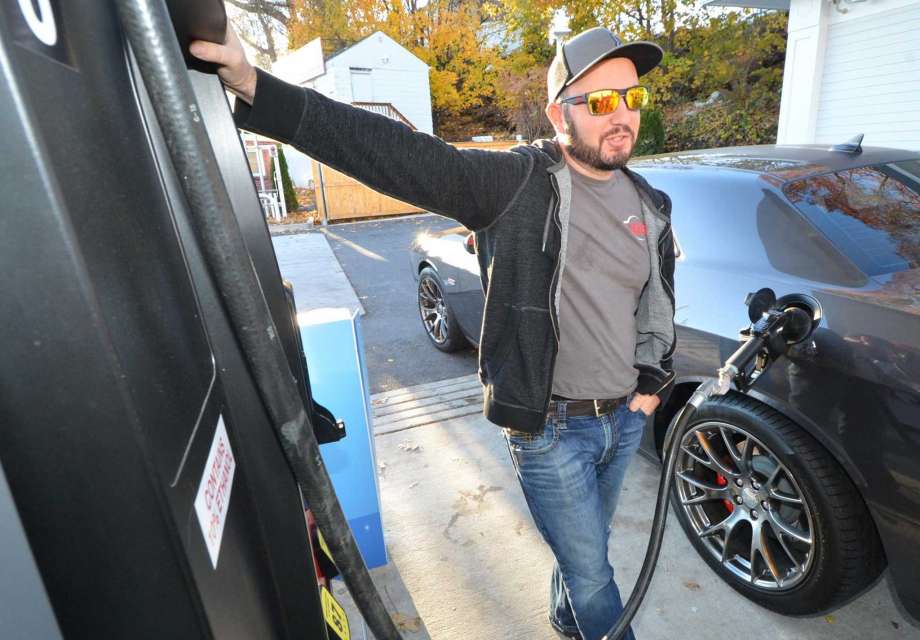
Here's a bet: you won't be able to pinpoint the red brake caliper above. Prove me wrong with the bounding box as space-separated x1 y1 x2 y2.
717 474 734 512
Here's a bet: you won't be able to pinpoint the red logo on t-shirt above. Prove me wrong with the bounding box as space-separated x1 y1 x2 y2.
623 215 647 239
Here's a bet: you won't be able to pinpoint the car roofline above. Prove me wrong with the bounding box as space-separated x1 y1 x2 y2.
630 143 920 182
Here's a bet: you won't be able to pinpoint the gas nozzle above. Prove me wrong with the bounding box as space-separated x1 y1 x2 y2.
748 289 821 344
721 288 822 393
781 305 816 345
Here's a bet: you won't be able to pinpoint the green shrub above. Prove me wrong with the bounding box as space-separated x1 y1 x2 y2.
635 108 666 157
274 147 299 213
664 102 779 152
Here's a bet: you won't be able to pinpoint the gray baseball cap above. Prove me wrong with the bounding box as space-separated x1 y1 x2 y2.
547 27 663 102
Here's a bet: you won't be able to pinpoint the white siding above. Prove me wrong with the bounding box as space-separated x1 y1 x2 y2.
349 68 375 102
775 0 829 145
305 72 338 100
328 32 428 75
271 38 324 85
270 31 435 186
326 32 434 134
274 31 433 134
331 68 354 104
815 2 920 150
282 144 313 187
358 67 434 134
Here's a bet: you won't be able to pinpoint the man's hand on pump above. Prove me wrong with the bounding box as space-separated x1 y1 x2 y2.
189 26 257 105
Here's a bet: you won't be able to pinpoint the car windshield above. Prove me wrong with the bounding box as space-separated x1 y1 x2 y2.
783 160 920 276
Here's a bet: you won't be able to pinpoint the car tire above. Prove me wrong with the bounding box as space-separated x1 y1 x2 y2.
669 392 884 615
417 266 468 353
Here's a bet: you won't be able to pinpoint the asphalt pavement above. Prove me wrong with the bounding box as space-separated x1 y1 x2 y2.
315 214 479 394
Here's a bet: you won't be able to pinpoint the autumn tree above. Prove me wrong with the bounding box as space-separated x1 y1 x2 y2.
226 0 292 65
239 0 789 149
285 0 510 139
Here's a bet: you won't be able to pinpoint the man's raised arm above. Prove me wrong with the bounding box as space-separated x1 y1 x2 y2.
190 29 533 232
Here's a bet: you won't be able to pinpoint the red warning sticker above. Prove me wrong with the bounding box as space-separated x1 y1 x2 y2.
194 416 236 568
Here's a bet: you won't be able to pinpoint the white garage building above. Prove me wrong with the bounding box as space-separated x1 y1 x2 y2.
270 32 434 187
704 0 920 150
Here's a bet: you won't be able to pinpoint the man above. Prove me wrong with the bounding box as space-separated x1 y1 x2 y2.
192 25 675 640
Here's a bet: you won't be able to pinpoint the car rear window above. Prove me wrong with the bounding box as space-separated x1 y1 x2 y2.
783 160 920 276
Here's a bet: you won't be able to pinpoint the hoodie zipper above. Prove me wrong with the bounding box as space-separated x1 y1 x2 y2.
652 370 676 396
658 218 677 363
546 172 562 342
543 172 563 416
635 194 677 392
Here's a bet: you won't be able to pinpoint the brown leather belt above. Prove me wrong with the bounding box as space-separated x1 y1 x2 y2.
548 394 628 418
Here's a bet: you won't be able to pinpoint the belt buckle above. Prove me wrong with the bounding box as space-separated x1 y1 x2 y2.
594 399 603 417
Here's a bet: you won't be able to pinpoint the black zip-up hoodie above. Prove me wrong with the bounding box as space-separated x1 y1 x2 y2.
234 69 676 433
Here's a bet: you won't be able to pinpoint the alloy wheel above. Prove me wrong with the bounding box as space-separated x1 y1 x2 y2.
674 421 815 590
418 275 449 344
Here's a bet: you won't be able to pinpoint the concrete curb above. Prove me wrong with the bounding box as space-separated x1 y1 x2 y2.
269 221 316 236
272 232 366 316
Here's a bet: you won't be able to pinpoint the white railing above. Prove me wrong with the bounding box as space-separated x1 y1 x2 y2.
240 131 288 221
352 102 416 130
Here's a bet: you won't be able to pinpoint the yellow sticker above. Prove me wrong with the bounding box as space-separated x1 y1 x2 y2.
317 529 333 562
321 586 350 640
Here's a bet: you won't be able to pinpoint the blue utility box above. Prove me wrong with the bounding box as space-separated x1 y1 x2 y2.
298 308 387 569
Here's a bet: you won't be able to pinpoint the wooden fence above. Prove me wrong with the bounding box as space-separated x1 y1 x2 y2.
311 140 522 222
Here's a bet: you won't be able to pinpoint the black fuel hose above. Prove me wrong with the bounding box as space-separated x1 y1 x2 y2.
605 334 768 640
602 382 710 640
112 1 403 638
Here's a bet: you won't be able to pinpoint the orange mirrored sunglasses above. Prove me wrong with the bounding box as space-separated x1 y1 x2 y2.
559 86 650 115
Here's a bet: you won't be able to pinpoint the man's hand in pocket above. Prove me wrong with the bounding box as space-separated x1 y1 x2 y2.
629 392 660 416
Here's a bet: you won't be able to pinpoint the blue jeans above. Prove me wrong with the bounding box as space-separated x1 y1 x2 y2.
503 398 646 640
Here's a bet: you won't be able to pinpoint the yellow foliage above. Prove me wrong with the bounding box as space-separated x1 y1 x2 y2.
287 0 507 137
281 0 788 146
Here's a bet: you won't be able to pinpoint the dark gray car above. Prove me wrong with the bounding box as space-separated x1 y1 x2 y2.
409 143 920 623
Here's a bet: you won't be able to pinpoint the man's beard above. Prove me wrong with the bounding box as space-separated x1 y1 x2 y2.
562 110 635 172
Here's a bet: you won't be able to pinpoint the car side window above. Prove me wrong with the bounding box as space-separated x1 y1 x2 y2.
784 162 920 276
757 190 867 286
638 169 867 286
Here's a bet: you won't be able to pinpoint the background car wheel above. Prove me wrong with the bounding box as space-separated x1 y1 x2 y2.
417 267 468 353
669 392 885 615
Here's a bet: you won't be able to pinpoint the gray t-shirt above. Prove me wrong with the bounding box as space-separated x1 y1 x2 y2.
552 169 651 399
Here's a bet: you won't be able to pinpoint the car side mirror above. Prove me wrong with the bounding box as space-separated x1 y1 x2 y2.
464 232 476 255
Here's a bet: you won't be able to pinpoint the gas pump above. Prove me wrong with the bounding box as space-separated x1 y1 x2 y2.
0 0 357 637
